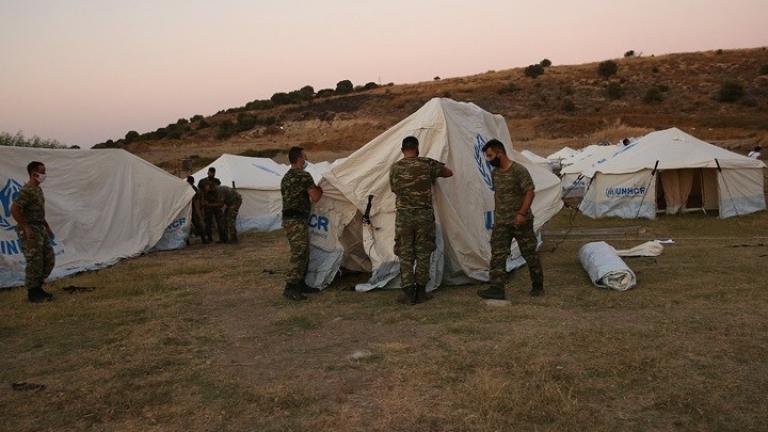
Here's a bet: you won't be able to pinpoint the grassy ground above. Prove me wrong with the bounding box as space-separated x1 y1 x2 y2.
1 210 767 431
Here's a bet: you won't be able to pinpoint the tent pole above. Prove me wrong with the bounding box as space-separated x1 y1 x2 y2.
715 158 740 218
635 160 659 219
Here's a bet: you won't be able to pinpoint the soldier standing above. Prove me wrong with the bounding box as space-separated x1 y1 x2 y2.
11 161 55 303
477 139 544 300
187 176 205 243
389 136 453 304
198 167 225 244
280 146 323 301
204 184 243 244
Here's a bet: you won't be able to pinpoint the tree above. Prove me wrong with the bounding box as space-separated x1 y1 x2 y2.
125 130 139 142
540 58 552 67
624 50 635 58
298 85 315 99
270 92 292 105
598 60 619 79
316 88 335 98
335 80 354 94
363 82 379 90
524 64 545 79
190 114 204 122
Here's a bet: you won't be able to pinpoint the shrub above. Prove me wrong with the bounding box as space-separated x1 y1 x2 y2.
497 82 521 95
624 50 635 58
363 82 379 90
176 118 189 126
1 131 65 148
215 121 235 140
125 130 139 142
244 99 273 110
560 84 574 96
643 87 664 103
434 76 441 81
524 64 545 79
239 148 283 158
316 88 335 98
298 85 315 99
561 98 576 112
718 80 744 102
759 64 768 75
651 66 660 73
190 114 204 122
540 58 552 67
270 92 293 105
598 60 618 79
236 113 257 132
335 80 354 94
196 119 210 130
656 83 670 92
606 82 624 100
716 49 723 55
741 96 758 107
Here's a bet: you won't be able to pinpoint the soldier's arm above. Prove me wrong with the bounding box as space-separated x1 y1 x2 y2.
308 185 323 203
439 166 453 178
10 202 32 237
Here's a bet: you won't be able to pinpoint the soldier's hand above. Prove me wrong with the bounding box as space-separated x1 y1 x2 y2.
514 214 527 226
23 226 33 240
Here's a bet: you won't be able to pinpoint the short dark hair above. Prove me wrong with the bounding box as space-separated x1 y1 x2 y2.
481 139 506 154
755 146 762 151
27 161 44 175
622 138 630 145
288 146 304 163
401 136 419 151
208 167 216 173
186 176 195 184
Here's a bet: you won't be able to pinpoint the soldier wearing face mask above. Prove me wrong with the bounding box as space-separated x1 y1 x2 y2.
11 161 56 303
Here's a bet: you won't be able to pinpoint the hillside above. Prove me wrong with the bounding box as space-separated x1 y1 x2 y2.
100 48 768 172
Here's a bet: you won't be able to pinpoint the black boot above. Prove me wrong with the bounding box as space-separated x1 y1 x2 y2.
27 288 49 303
396 285 416 305
282 283 307 301
530 285 544 297
413 284 433 304
300 282 320 294
38 287 53 299
477 286 506 300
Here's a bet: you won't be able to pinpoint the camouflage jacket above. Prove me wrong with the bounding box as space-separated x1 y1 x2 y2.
492 162 535 225
13 184 46 225
281 168 315 219
389 157 444 211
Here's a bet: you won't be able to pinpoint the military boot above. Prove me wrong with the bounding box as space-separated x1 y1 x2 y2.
530 285 544 297
38 287 54 299
477 286 506 300
27 288 49 303
282 283 307 301
300 282 320 294
413 284 433 304
396 285 416 305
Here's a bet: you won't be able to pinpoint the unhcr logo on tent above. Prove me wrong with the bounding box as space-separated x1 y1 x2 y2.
473 134 495 191
0 179 22 232
605 186 646 198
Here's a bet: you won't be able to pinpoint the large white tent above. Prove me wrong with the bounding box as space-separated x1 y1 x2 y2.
521 150 554 172
547 147 579 162
1 147 194 288
306 98 564 291
560 144 620 198
191 154 334 232
580 128 766 219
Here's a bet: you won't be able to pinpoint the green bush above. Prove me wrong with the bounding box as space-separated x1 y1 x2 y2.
718 80 744 102
298 85 315 99
215 121 235 140
759 64 768 75
497 82 521 95
244 99 274 110
0 131 65 148
606 82 624 100
190 114 204 122
336 80 354 94
433 76 441 81
643 87 664 103
236 113 257 132
196 119 210 130
316 88 335 98
524 64 545 79
651 66 660 74
598 60 618 79
363 82 379 90
125 130 139 142
624 50 635 57
270 92 293 105
540 59 552 67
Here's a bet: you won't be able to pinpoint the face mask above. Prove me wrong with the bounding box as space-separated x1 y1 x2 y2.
35 173 47 184
302 160 309 169
488 157 501 168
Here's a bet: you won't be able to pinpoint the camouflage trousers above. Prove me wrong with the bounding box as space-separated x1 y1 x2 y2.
204 207 226 242
17 225 55 291
224 198 242 241
395 209 435 287
283 218 309 285
490 220 543 291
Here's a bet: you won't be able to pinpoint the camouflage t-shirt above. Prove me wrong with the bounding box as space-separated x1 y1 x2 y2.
492 162 535 225
281 168 315 219
13 184 46 225
219 186 241 206
389 157 445 211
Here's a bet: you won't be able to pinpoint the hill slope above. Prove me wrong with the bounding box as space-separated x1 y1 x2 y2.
102 48 768 171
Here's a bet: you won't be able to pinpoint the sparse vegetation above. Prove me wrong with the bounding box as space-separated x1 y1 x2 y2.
0 131 66 148
606 82 624 100
316 88 335 98
598 60 619 79
643 86 665 103
524 64 545 79
759 64 768 75
215 120 235 140
561 98 576 112
718 80 745 102
238 148 283 158
497 82 521 95
624 50 635 57
335 80 354 94
651 65 660 74
540 58 552 67
433 76 440 81
363 82 379 90
125 130 139 142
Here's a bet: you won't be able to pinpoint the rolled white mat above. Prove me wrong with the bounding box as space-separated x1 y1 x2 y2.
579 241 637 291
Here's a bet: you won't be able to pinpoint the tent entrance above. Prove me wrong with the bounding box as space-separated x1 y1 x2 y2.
656 168 720 215
339 211 372 273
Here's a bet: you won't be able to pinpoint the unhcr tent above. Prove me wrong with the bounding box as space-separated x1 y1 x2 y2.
560 144 620 198
0 147 194 288
307 98 564 291
580 128 766 219
191 154 334 232
547 146 579 162
521 150 554 172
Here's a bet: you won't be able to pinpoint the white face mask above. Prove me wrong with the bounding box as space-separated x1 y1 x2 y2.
35 173 47 184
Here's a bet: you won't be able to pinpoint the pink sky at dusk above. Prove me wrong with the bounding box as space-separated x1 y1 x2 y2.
1 0 766 147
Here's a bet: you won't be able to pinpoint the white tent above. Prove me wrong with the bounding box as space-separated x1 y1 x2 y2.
547 146 579 161
191 154 333 232
521 150 554 172
306 98 564 291
560 144 620 198
580 128 766 219
0 147 194 288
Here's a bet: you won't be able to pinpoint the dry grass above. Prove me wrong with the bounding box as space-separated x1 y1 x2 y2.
1 209 767 431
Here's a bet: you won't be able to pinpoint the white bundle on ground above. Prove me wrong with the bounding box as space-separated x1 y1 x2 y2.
614 240 664 257
579 241 637 291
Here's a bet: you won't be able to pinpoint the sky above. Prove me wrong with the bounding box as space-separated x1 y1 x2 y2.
0 0 766 147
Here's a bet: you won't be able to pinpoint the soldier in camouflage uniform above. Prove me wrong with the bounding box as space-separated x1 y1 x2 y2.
186 176 205 243
11 161 55 303
198 167 225 244
477 139 544 300
280 146 323 301
203 183 243 244
389 136 453 304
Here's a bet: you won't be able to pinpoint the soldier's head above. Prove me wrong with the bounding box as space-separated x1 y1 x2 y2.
401 136 419 157
289 146 307 169
482 139 508 168
622 138 631 146
755 146 763 152
186 176 195 186
27 161 46 185
207 167 216 179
